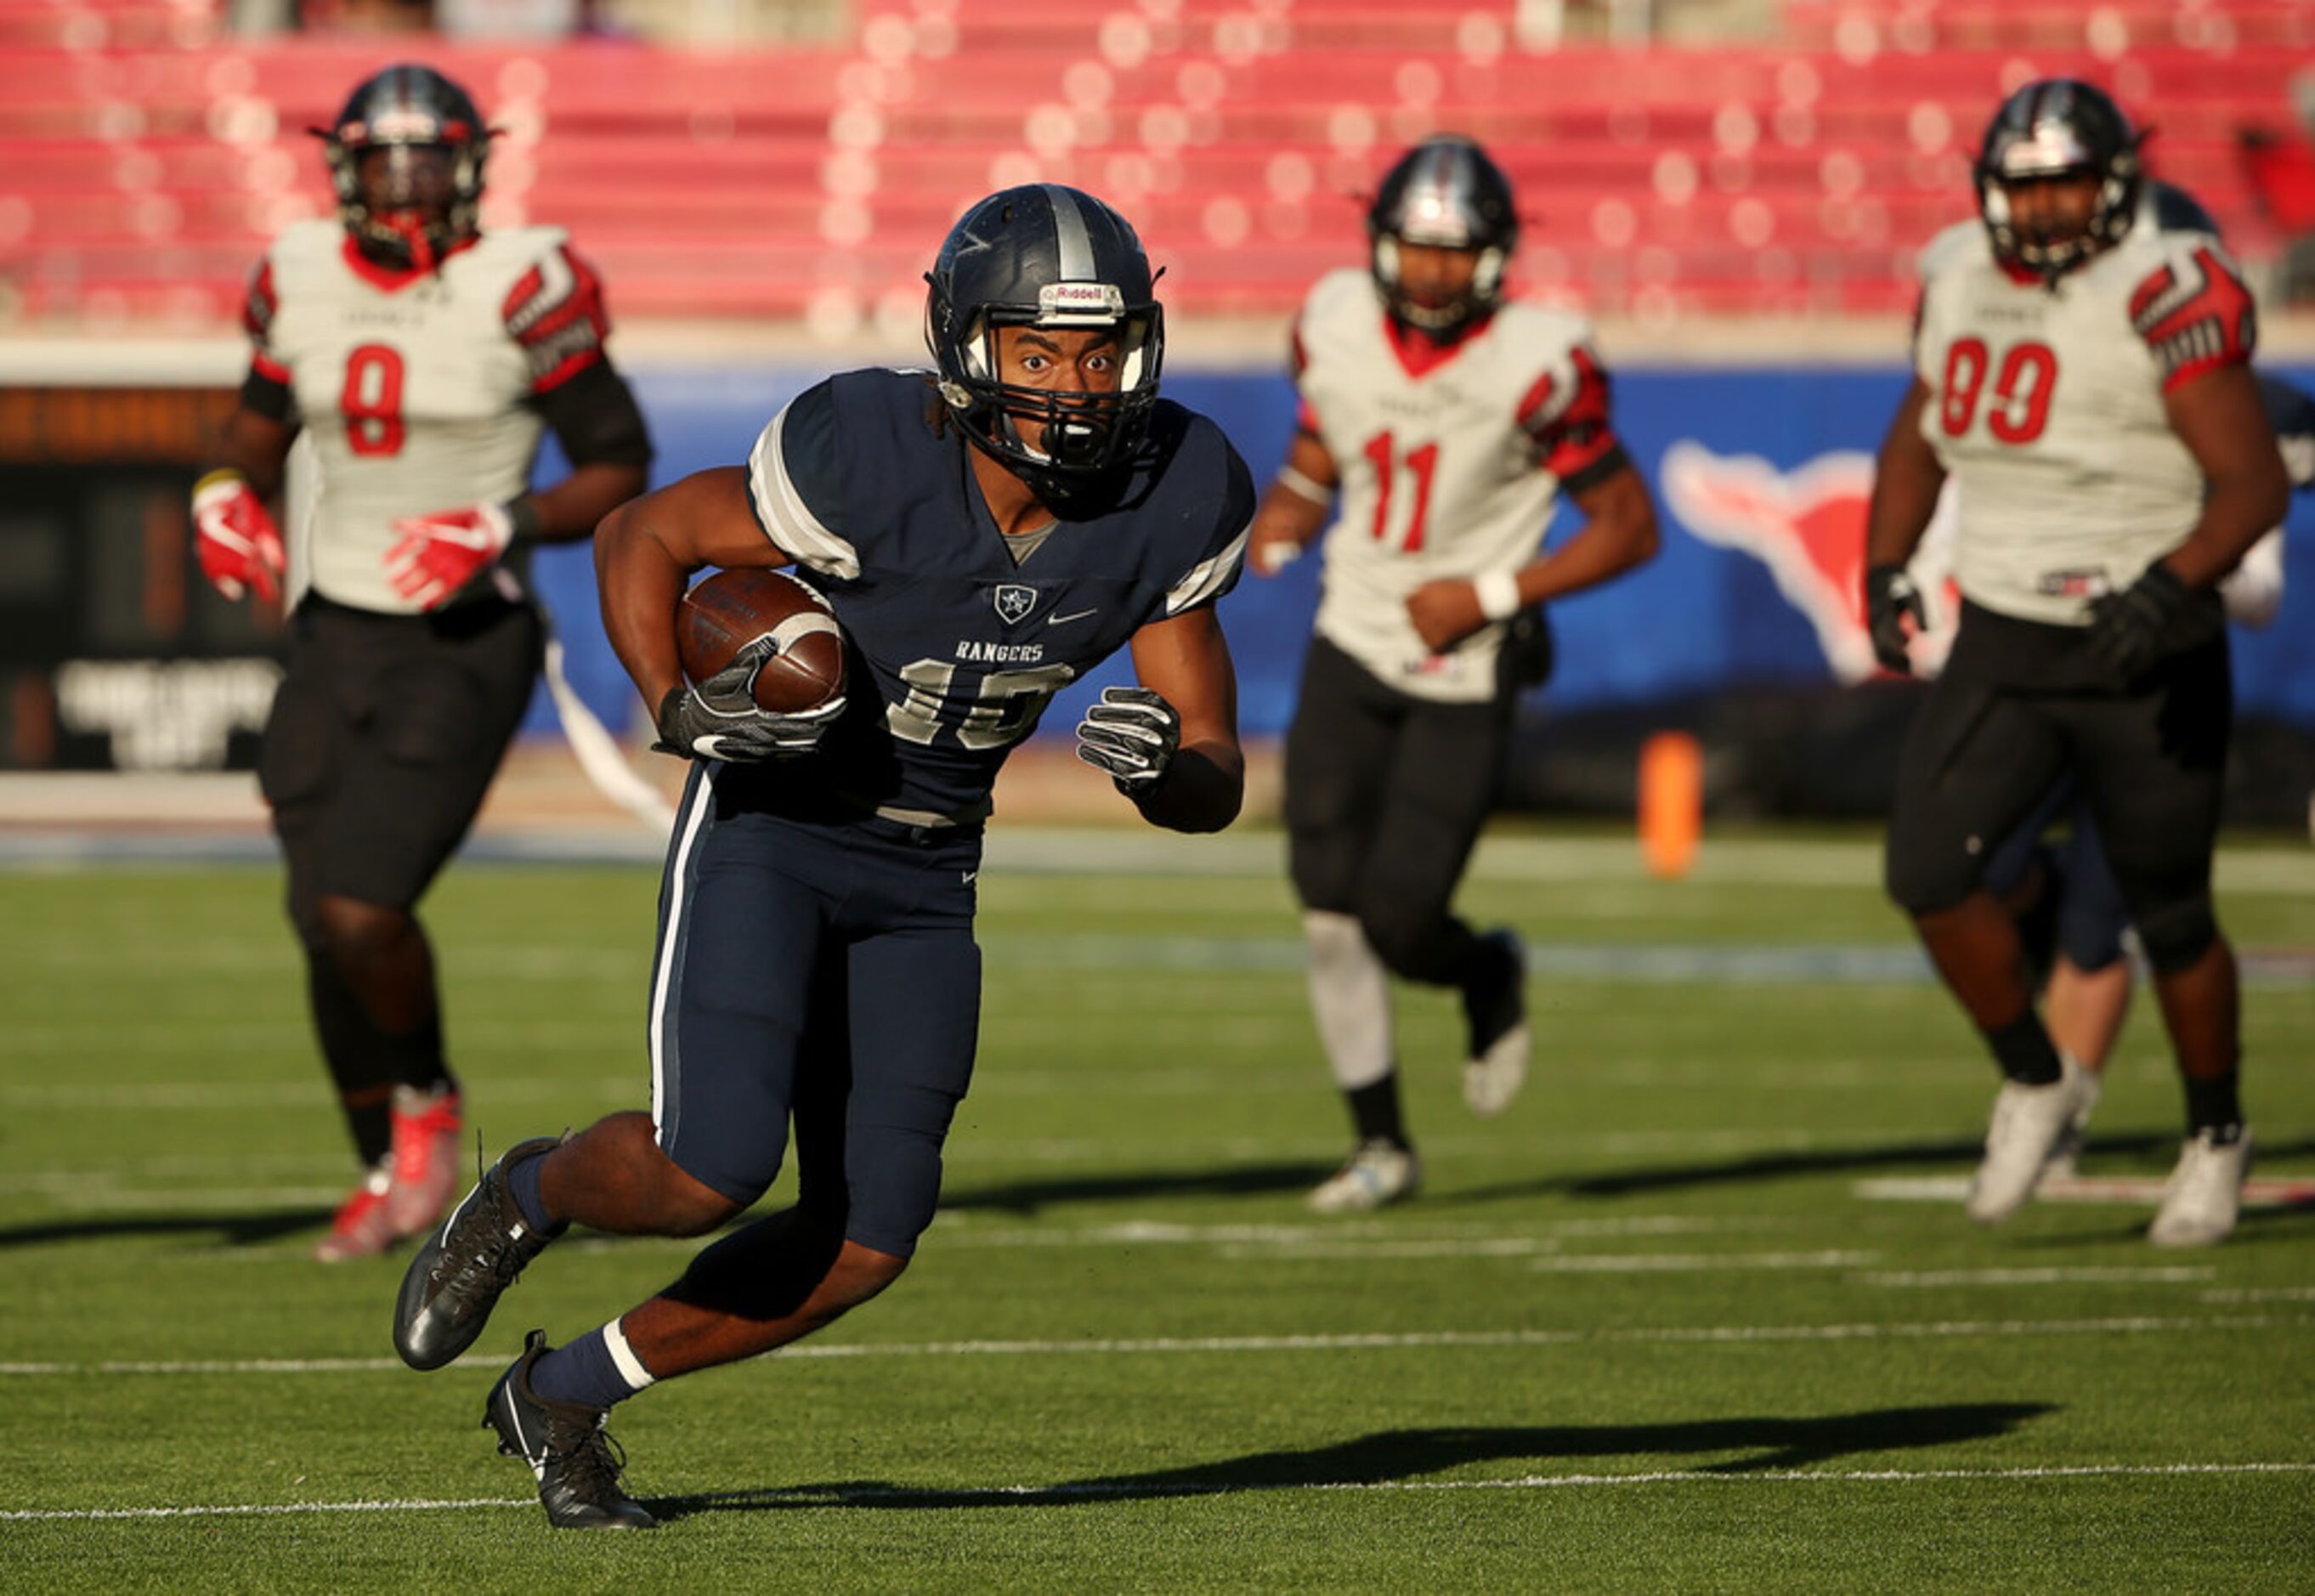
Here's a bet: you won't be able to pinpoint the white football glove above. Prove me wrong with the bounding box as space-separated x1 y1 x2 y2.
1074 685 1180 795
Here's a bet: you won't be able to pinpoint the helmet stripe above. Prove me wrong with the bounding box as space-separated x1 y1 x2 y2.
1042 184 1095 280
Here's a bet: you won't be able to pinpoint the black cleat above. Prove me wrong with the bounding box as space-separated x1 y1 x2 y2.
393 1135 562 1371
486 1330 657 1531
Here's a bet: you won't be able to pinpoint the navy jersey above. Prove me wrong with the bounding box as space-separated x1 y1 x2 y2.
742 369 1253 820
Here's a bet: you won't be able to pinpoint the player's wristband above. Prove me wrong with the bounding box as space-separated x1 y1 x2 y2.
502 496 545 544
1274 464 1331 504
1474 569 1523 623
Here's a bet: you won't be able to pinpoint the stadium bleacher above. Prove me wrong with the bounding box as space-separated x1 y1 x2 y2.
1 0 2307 326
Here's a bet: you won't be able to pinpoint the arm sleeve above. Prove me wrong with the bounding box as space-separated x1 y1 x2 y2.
502 243 612 395
2128 241 2258 392
239 258 293 422
1515 342 1627 494
744 380 860 579
1163 439 1254 616
1287 318 1322 437
530 359 654 469
2256 372 2315 490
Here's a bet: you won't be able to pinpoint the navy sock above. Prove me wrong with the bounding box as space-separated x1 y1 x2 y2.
1984 1012 2063 1085
1348 1074 1407 1149
507 1149 568 1237
530 1324 653 1412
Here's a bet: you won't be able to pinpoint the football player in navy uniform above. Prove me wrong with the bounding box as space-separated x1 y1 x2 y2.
1866 82 2288 1243
193 64 651 1262
392 184 1252 1529
1245 136 1658 1212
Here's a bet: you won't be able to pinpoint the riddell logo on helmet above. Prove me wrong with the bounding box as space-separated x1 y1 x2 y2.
1040 283 1124 314
356 108 457 142
1659 440 1956 682
1999 125 2093 174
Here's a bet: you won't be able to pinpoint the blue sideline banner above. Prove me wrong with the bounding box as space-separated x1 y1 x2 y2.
522 362 2315 740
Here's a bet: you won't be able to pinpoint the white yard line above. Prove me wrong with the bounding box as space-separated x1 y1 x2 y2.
1857 1174 2315 1208
1 1313 2302 1378
4 1461 2312 1522
1857 1268 2217 1287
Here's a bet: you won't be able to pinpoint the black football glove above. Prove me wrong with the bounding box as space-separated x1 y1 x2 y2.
1864 563 1927 676
2082 563 2190 686
1073 685 1180 796
654 638 845 762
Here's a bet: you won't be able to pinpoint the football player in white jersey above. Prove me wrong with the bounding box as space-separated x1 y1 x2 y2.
1985 368 2314 1187
191 63 653 1262
1864 81 2289 1244
1247 136 1659 1212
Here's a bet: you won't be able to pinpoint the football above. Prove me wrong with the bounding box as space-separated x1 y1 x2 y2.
676 567 846 715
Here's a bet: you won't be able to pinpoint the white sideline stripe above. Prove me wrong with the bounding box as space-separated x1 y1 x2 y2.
648 764 718 1140
6 1461 2312 1522
3 1313 2302 1378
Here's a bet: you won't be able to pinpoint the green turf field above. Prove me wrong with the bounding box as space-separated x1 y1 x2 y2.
2 835 2310 1591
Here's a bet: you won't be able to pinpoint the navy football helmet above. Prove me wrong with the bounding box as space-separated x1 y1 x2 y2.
1368 135 1519 336
925 184 1165 482
315 64 491 271
1974 79 2142 280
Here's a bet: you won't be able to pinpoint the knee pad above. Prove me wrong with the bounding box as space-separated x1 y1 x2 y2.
1356 891 1458 985
2133 892 2217 975
1288 833 1360 915
1883 833 1981 920
286 881 327 952
314 895 416 964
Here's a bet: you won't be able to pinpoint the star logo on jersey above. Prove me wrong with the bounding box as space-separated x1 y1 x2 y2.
992 585 1039 625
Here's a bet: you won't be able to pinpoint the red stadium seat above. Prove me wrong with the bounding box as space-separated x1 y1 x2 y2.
1 0 2301 325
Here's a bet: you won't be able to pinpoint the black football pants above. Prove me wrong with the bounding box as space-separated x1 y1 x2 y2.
1284 634 1513 987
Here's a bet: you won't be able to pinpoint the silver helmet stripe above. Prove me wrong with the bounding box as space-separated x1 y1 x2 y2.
1042 184 1096 280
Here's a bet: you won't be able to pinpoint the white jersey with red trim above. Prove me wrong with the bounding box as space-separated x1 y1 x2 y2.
1293 267 1619 703
242 219 610 613
1911 193 2256 625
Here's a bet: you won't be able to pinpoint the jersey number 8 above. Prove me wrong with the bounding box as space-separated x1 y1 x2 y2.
342 343 407 457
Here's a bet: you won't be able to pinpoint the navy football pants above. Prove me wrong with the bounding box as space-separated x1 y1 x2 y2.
648 762 983 1258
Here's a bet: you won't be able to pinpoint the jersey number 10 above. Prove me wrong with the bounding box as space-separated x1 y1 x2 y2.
1939 337 2057 444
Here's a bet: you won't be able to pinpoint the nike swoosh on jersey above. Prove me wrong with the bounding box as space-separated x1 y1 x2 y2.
1045 608 1100 627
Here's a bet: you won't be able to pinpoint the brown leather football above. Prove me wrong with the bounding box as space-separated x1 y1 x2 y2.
675 568 846 714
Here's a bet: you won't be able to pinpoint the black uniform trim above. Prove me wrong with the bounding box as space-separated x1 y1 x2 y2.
1558 439 1633 498
241 366 294 424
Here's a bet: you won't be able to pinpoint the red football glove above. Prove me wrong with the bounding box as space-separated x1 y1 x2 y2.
386 502 516 610
191 471 286 603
